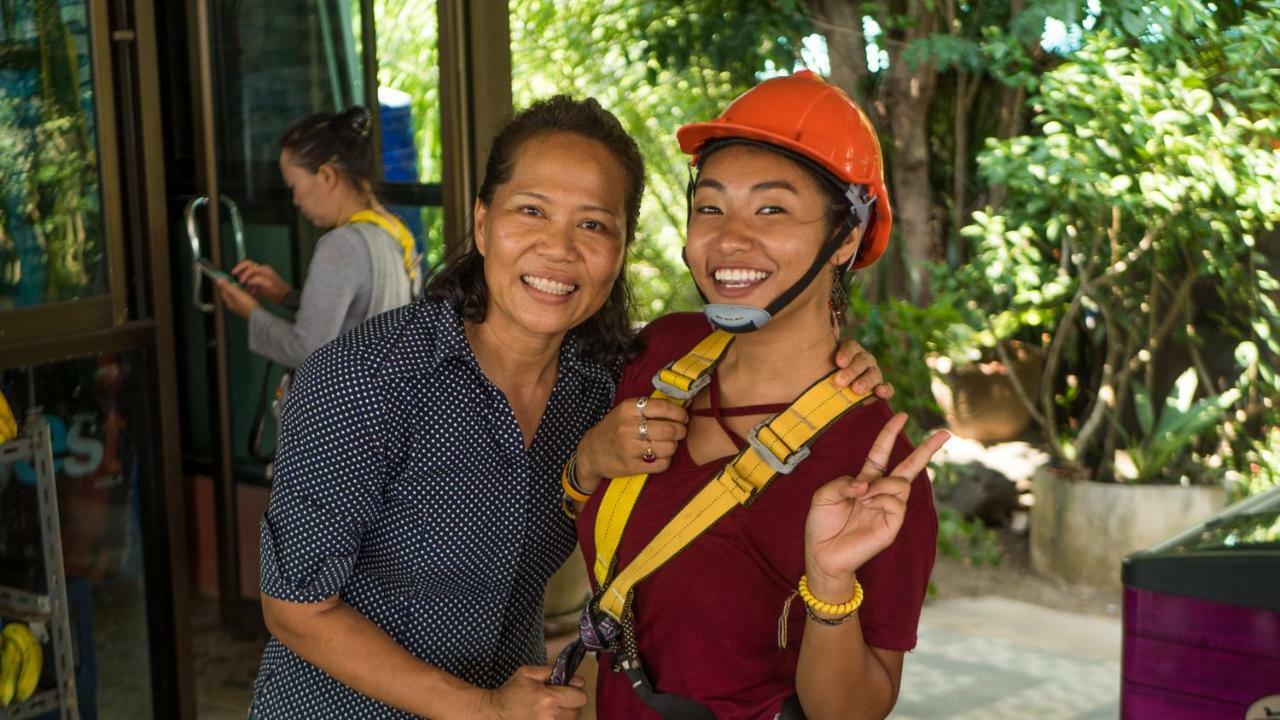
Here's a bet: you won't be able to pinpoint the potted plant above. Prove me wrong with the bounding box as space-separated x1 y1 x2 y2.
923 226 1058 443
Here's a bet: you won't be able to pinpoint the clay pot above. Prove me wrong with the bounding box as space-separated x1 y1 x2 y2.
929 342 1045 443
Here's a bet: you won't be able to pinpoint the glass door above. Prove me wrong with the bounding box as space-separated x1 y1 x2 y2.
156 0 371 636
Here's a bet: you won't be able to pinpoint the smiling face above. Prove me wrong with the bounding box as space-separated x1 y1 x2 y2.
473 131 628 341
686 144 860 324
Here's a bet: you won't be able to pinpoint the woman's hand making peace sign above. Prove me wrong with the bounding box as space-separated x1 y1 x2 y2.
803 413 949 599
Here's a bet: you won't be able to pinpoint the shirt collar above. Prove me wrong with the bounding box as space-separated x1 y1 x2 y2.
414 299 615 387
427 299 473 369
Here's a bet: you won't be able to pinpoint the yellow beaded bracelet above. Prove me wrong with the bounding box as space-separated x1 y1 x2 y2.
798 575 864 617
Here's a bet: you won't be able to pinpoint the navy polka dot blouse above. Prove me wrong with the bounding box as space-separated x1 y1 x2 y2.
250 299 617 718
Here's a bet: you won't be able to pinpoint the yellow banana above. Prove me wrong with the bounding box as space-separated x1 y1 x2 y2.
2 624 41 702
0 625 30 653
0 635 20 706
16 637 40 701
0 392 16 444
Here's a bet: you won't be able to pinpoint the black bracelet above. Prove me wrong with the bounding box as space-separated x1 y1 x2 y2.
566 453 593 498
804 603 857 626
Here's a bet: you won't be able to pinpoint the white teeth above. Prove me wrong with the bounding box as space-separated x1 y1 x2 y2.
713 268 770 285
522 275 576 295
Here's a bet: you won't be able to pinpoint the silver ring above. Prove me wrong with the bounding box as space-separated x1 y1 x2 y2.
866 457 887 474
637 418 649 441
635 396 649 416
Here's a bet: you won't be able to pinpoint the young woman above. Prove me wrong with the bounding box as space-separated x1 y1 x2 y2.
216 106 417 369
560 71 947 720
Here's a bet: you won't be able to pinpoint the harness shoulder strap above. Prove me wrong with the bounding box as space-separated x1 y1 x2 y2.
593 329 734 585
348 209 418 286
555 334 870 717
596 371 870 620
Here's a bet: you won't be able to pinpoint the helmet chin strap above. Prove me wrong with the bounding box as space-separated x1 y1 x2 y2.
690 188 874 334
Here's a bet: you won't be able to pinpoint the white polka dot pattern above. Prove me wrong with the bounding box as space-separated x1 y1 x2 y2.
249 299 617 718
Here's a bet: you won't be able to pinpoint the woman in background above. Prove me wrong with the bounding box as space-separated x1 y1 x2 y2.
216 106 418 369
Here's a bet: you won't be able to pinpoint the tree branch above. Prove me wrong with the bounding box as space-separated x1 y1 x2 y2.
1072 302 1123 468
1184 291 1218 392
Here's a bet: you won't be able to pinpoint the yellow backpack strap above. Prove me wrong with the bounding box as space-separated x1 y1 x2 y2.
593 329 733 585
348 209 418 281
596 372 871 621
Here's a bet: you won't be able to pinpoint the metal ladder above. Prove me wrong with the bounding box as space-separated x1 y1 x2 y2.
0 417 80 719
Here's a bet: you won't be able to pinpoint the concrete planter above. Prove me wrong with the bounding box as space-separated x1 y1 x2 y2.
1031 466 1226 589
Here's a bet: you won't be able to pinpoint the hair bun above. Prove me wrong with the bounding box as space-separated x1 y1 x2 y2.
340 106 373 138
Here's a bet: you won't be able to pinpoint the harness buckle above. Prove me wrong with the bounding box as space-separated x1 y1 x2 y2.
651 366 711 401
748 418 811 475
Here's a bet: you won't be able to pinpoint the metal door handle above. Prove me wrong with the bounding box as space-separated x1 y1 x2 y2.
185 195 247 313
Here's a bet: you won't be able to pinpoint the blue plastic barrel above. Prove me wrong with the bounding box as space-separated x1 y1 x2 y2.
378 86 426 278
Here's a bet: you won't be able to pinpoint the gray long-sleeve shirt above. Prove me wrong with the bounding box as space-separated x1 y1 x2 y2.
249 223 410 368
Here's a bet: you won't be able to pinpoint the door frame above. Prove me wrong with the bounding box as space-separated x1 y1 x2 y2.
0 0 195 716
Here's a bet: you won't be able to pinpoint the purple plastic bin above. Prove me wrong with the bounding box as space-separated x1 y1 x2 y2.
1122 588 1280 718
1121 487 1280 720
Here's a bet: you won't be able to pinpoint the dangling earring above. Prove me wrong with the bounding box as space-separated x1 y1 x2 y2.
829 266 848 331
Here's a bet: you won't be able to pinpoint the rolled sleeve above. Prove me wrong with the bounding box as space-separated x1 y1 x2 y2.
258 341 387 602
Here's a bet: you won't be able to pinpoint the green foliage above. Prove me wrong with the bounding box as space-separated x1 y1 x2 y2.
938 217 1068 363
933 497 1004 568
845 286 962 435
370 0 445 259
953 3 1280 480
1115 368 1241 482
371 0 442 181
620 0 812 87
1229 426 1280 499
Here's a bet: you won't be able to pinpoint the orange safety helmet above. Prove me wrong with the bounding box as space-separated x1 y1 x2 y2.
676 70 891 269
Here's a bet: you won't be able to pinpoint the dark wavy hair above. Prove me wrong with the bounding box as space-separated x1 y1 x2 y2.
280 106 376 193
424 95 645 373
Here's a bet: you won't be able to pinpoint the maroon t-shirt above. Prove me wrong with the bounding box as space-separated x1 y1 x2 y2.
577 313 938 719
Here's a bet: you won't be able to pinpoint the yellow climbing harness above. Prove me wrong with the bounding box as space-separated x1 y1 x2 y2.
348 209 418 285
590 330 873 622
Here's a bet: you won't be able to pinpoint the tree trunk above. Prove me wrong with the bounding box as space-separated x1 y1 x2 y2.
807 0 885 302
882 21 939 304
806 0 870 107
989 0 1032 209
989 82 1026 209
808 1 940 303
951 71 981 264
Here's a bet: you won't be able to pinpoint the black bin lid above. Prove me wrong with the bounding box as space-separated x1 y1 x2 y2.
1123 487 1280 612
